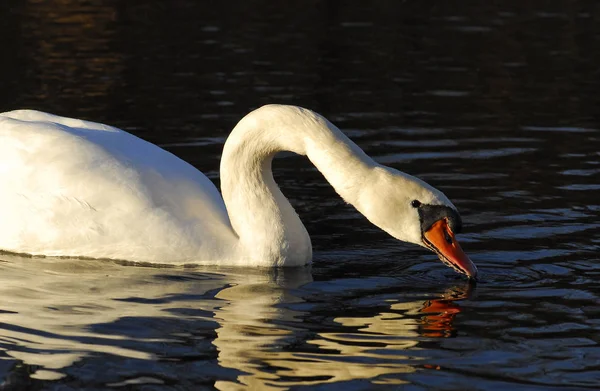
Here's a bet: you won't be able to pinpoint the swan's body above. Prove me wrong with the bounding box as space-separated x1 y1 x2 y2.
0 105 477 276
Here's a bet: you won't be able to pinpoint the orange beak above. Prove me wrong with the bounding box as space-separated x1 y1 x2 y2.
423 219 478 279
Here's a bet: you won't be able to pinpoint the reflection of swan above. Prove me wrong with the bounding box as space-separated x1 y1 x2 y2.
213 268 313 390
0 256 311 384
0 255 471 388
0 105 475 276
214 278 473 389
0 256 229 382
418 284 473 338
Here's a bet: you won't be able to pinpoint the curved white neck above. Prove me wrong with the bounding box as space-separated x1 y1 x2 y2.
220 105 377 266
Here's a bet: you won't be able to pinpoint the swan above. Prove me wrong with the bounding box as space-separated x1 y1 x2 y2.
0 105 477 277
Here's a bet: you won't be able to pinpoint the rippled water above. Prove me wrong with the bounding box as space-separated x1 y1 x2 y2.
1 1 599 390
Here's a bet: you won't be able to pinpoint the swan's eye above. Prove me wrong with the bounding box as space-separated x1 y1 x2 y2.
411 200 422 208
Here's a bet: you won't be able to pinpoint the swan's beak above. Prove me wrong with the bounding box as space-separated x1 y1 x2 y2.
423 219 478 279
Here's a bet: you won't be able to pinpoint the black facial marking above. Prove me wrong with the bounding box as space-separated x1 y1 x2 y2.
418 204 462 234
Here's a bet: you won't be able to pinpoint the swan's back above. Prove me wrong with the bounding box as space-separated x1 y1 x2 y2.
0 110 235 263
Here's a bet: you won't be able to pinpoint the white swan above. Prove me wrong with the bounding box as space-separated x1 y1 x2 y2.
0 105 477 277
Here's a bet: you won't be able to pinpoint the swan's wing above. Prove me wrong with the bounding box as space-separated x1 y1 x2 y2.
0 110 235 262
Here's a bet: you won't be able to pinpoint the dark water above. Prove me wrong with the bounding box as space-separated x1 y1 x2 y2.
1 1 600 390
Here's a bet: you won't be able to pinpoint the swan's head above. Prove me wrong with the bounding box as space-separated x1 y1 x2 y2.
357 166 478 279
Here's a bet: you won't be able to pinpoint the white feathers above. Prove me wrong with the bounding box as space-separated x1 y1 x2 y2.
0 109 235 264
0 105 455 266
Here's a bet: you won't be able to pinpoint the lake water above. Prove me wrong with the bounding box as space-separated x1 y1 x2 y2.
1 2 599 390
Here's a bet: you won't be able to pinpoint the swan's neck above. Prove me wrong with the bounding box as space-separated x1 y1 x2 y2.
220 105 377 266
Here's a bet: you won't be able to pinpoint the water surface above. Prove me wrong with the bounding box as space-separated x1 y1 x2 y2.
0 1 599 390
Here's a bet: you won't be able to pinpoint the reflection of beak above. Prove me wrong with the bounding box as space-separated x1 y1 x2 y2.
423 219 478 279
419 284 474 338
419 285 472 338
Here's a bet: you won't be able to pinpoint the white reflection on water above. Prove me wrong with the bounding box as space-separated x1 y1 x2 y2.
0 255 225 381
0 254 467 389
0 261 173 374
213 274 468 389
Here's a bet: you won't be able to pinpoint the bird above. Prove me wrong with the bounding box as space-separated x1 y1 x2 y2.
0 104 477 278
